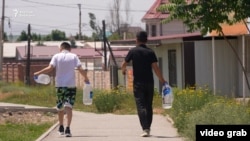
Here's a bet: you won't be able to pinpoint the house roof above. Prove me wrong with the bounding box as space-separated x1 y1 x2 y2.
4 42 36 58
207 22 249 37
16 45 128 60
142 0 169 21
16 46 103 60
3 41 85 58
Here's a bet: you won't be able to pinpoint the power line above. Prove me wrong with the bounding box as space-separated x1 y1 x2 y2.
21 0 77 8
7 19 94 34
20 0 148 13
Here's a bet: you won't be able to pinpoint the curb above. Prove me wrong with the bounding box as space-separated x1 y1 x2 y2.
36 121 59 141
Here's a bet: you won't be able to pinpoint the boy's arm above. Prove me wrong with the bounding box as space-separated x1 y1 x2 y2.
152 62 166 84
121 61 128 75
77 66 89 83
34 65 54 76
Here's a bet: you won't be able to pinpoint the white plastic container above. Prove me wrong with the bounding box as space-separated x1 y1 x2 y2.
162 83 173 109
34 74 50 85
83 82 93 105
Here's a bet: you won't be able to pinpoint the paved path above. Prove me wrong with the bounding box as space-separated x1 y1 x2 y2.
0 102 184 141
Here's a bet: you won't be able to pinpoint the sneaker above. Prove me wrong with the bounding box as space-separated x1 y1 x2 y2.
65 127 72 137
140 129 150 137
58 125 64 135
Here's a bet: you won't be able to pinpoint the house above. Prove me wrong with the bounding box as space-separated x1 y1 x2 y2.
2 41 131 89
119 26 143 40
111 0 250 98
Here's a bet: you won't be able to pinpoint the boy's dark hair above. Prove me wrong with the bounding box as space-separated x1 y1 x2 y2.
60 42 71 50
136 31 148 43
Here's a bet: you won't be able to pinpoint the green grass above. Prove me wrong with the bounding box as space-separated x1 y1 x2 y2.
5 82 249 141
0 83 164 114
170 87 250 141
0 82 165 140
0 123 54 141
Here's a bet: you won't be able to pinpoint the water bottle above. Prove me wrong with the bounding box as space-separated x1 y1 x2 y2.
34 74 50 85
162 83 173 109
83 82 93 105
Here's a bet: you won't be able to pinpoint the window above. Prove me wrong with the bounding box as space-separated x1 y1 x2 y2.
168 50 177 87
151 25 156 37
146 24 149 33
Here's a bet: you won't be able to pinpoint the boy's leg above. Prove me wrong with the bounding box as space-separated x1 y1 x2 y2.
65 107 72 127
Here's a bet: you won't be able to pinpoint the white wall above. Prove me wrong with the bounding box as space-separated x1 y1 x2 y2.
161 20 187 35
146 20 187 37
195 39 238 96
152 43 183 91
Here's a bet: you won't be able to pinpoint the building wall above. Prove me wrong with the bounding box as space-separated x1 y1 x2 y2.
152 42 183 92
195 39 238 96
2 62 112 89
237 35 250 98
146 20 187 37
151 37 245 97
161 20 187 36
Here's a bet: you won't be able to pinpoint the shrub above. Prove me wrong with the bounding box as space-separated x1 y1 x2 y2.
93 87 131 113
170 87 215 132
182 98 250 141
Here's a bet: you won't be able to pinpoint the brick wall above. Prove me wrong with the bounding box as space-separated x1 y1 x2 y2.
2 63 112 89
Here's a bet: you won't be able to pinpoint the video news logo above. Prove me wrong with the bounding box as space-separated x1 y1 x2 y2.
196 125 250 141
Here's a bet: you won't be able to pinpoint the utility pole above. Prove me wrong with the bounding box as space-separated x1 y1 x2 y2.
0 0 5 80
25 24 31 85
77 4 82 40
102 20 107 71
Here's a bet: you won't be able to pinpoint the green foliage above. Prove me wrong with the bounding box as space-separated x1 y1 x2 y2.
0 83 56 107
108 32 121 40
157 0 250 35
0 123 54 141
4 32 8 41
70 39 77 48
169 87 250 141
88 12 102 40
183 99 250 141
51 29 67 41
171 87 216 132
93 87 131 113
17 30 28 41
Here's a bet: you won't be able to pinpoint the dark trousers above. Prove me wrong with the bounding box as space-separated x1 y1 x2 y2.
133 82 154 130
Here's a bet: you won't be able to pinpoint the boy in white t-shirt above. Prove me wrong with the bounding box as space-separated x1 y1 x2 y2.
34 42 89 137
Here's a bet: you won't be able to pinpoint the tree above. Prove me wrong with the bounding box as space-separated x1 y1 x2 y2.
17 31 28 41
3 32 8 41
43 34 52 41
124 0 132 26
88 13 102 40
51 29 66 41
158 0 250 91
108 0 122 37
106 0 132 40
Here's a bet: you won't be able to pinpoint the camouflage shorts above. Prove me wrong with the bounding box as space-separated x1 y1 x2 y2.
56 87 76 111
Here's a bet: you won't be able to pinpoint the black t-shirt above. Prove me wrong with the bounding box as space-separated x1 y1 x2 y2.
125 44 158 83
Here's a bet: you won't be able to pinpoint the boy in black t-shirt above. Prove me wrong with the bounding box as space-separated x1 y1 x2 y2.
121 31 166 137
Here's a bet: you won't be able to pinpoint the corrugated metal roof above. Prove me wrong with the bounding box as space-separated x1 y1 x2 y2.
207 22 249 37
16 46 103 60
3 42 36 58
142 0 170 21
3 41 85 58
15 45 128 60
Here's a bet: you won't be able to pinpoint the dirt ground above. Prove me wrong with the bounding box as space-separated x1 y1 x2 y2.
0 111 57 125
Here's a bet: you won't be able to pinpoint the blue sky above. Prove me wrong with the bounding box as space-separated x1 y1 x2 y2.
1 0 155 36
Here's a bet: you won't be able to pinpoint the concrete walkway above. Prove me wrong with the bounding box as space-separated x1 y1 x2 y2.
0 102 184 141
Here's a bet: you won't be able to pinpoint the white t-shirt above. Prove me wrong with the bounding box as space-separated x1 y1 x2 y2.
50 50 81 87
